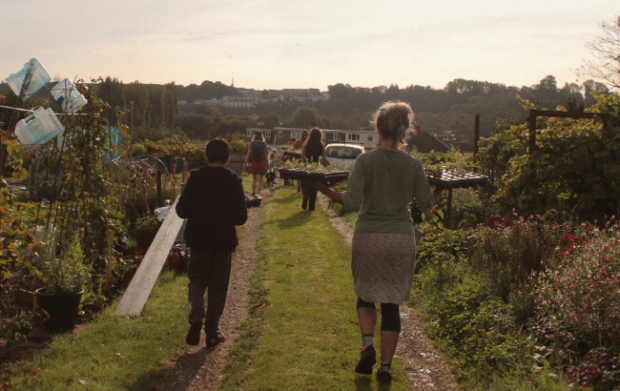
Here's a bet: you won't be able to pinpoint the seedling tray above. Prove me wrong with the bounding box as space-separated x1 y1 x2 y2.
278 168 350 186
282 151 302 159
427 170 488 190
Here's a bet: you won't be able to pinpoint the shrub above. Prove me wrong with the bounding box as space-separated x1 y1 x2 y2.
415 270 535 384
450 187 493 229
470 214 558 302
478 95 620 217
533 227 620 389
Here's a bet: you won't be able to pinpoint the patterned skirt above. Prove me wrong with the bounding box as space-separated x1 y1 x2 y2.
351 233 416 305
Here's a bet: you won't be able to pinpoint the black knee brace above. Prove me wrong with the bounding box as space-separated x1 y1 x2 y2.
356 297 376 310
380 303 401 332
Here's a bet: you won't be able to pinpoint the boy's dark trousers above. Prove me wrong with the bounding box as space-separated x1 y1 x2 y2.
301 183 318 210
187 247 232 336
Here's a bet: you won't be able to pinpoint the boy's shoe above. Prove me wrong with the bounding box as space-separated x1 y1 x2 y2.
206 329 226 347
376 367 393 383
185 320 202 346
354 345 376 375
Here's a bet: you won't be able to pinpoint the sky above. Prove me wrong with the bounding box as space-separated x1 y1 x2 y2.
1 0 619 92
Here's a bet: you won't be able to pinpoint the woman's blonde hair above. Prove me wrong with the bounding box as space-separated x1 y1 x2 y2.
252 131 265 142
372 101 414 145
300 129 309 141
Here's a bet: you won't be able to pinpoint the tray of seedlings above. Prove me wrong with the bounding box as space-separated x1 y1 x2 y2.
426 169 488 190
278 165 350 186
282 151 302 160
280 146 302 160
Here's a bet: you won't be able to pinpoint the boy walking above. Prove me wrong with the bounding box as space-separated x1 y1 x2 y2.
176 138 248 347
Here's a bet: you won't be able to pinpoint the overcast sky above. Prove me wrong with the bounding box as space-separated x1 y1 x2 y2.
1 0 619 91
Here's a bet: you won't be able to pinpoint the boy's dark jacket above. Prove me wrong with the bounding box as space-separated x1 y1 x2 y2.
176 166 248 251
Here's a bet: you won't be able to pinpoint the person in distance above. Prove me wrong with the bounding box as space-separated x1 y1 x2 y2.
300 127 327 211
245 131 269 196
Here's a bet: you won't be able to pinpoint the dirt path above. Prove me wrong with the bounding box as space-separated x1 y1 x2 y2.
156 187 270 391
317 195 460 391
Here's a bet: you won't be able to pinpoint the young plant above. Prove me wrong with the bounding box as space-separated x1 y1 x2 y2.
39 233 89 294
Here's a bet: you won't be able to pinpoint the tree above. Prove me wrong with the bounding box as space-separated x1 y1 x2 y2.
195 104 223 124
327 84 351 100
579 15 620 89
330 117 349 130
292 106 319 128
174 114 213 139
259 113 280 128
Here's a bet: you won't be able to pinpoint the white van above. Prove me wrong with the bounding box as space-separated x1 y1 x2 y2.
325 143 365 170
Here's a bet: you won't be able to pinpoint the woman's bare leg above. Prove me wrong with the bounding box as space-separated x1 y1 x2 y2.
252 174 258 194
357 307 376 335
379 331 399 364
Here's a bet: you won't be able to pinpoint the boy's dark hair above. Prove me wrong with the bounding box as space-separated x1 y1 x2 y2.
206 138 230 163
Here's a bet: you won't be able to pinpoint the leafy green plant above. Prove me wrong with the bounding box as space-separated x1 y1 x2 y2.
449 187 493 228
412 149 473 174
38 233 89 294
470 215 557 302
228 138 248 151
133 211 159 235
478 95 620 218
0 186 42 344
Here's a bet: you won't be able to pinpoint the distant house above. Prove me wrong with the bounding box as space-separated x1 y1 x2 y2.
246 127 370 150
242 125 451 154
342 129 375 149
220 95 257 108
322 129 345 143
409 131 452 153
246 127 274 144
271 127 305 146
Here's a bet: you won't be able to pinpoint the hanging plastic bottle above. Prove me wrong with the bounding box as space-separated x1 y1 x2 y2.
50 78 88 114
5 58 51 100
15 107 65 148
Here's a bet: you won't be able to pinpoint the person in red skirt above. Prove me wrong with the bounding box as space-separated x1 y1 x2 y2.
244 131 269 196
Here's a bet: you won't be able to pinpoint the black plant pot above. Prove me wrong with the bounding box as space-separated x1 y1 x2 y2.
35 288 84 332
134 231 157 251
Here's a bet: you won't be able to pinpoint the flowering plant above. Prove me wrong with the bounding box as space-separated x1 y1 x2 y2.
533 224 620 389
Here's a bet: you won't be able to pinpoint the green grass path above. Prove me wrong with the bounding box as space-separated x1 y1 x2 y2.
6 182 412 390
7 271 189 390
221 186 411 390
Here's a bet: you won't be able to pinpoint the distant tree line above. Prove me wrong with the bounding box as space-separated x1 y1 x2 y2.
0 75 612 143
96 77 179 140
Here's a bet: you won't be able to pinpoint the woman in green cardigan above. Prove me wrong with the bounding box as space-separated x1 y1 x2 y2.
310 101 441 382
